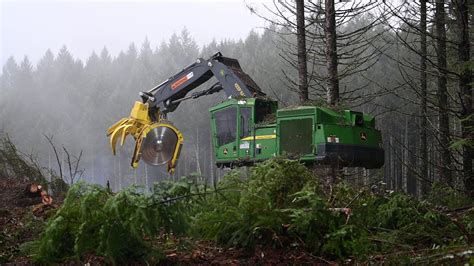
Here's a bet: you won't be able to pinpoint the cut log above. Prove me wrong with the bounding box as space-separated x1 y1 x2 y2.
23 183 43 198
41 194 53 205
20 183 54 206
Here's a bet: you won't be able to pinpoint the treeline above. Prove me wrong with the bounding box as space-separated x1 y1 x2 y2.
0 28 292 190
0 1 471 197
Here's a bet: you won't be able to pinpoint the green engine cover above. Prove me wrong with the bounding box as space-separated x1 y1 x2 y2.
209 98 384 169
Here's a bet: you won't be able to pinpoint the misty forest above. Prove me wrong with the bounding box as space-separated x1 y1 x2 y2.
1 0 473 264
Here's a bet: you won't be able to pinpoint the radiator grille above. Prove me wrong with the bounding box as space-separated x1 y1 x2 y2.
280 118 313 156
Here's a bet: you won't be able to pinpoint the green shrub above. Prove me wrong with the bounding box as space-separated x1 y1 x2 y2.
425 182 473 209
32 180 191 264
192 158 474 260
192 159 362 258
29 158 474 263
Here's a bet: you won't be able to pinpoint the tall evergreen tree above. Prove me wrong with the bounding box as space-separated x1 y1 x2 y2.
452 0 472 196
435 0 452 185
419 0 429 195
296 0 309 103
325 0 339 106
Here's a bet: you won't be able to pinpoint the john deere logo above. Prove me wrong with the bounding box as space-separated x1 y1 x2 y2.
360 132 367 142
223 148 228 155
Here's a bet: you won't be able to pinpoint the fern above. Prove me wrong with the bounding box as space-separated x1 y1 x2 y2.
29 158 474 263
31 181 192 264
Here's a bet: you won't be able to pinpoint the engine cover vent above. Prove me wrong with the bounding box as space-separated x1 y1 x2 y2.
279 118 313 157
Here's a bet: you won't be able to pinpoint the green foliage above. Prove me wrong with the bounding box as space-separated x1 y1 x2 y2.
192 159 365 258
190 171 248 246
191 159 474 261
0 134 69 196
369 194 455 248
48 177 69 198
29 159 474 263
31 180 192 264
425 182 474 209
0 134 47 183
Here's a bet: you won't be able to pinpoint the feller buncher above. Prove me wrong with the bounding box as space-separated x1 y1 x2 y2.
107 52 384 173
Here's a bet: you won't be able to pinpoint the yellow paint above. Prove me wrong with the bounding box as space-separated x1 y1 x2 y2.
107 101 184 174
129 101 151 121
234 83 245 97
154 122 184 174
241 134 276 141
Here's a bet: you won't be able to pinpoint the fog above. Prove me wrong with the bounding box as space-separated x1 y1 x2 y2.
1 0 454 196
1 0 286 190
1 0 270 67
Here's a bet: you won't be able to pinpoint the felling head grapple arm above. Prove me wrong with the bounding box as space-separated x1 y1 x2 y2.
107 52 264 173
140 52 265 117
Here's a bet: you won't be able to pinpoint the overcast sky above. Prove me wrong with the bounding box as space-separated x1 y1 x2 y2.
1 0 272 67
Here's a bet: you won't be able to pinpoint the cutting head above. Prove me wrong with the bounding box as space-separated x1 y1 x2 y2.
142 125 179 166
107 102 184 173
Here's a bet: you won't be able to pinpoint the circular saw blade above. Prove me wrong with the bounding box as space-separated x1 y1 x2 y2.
142 125 179 166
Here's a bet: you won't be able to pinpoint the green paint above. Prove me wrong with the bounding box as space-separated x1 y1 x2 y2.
209 98 384 169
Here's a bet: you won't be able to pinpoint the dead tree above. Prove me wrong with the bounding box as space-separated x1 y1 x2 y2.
249 0 389 106
452 0 472 196
380 1 469 195
44 135 83 185
325 0 339 106
296 0 309 103
435 0 452 185
419 0 429 194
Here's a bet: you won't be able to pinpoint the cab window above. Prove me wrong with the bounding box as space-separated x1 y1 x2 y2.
215 107 237 146
240 107 252 138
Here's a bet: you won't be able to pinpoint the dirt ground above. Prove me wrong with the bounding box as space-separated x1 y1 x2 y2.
160 238 335 265
0 175 59 264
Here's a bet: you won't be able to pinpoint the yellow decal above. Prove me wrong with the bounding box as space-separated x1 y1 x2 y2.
234 83 246 97
360 132 367 142
241 134 276 141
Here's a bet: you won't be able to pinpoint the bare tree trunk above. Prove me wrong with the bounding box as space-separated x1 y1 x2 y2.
385 138 391 189
209 132 214 184
325 0 339 106
296 0 309 103
48 150 52 181
397 133 402 192
195 127 202 177
408 117 418 196
453 0 473 196
419 0 430 195
435 0 452 185
390 135 394 190
403 117 408 192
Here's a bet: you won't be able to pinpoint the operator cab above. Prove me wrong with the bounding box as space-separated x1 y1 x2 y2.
210 98 278 167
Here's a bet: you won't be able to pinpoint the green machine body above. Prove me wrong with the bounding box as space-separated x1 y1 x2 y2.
210 97 384 169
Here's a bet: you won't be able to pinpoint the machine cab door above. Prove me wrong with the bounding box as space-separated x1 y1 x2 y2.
238 107 253 159
213 106 238 162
